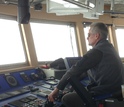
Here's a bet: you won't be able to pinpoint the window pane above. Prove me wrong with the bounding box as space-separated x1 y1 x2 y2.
30 22 78 61
0 19 26 65
84 26 92 51
115 28 124 58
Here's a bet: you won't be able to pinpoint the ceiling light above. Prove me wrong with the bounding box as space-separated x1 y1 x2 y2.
46 0 105 19
46 0 89 13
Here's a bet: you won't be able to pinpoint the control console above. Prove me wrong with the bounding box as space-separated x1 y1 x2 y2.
0 68 62 107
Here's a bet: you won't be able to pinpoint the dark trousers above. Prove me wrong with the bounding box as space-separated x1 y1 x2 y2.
61 92 85 107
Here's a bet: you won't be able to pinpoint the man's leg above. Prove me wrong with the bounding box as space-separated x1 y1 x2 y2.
61 92 85 107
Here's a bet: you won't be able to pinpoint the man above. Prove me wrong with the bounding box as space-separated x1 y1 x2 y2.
48 22 124 107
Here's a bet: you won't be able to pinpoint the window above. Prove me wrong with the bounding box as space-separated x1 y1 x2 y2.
0 18 26 68
30 21 78 62
83 26 92 51
115 28 124 58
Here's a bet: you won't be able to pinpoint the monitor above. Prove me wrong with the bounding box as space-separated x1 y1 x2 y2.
64 57 90 87
64 57 82 70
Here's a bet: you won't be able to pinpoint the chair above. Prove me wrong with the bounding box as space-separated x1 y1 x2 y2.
68 76 124 107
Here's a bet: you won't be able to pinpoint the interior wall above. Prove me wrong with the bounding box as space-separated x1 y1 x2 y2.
0 4 113 23
0 4 123 72
0 4 113 56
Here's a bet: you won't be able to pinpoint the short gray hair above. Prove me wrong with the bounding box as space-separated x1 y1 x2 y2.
90 22 108 39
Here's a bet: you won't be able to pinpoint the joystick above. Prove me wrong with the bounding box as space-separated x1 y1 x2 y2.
43 99 54 107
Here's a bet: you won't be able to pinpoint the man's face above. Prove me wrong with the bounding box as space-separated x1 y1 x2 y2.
87 28 100 47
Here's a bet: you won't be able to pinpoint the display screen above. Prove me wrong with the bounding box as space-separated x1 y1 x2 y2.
64 57 82 70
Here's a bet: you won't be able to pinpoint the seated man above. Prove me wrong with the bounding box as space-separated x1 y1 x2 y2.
48 22 124 107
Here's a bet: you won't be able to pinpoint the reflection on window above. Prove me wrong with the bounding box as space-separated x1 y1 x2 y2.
30 22 78 61
84 26 92 51
115 28 124 58
0 19 26 65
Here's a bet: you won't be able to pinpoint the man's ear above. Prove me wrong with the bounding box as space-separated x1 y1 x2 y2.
95 33 100 39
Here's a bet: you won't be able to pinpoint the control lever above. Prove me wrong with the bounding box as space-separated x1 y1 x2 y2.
43 99 54 107
55 90 69 102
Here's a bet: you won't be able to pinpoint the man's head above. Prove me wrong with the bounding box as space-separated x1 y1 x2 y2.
87 22 108 47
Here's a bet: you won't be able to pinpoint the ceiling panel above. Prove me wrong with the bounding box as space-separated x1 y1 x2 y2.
0 0 124 18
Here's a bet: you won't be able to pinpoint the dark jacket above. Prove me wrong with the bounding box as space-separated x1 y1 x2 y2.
57 39 124 95
88 39 124 95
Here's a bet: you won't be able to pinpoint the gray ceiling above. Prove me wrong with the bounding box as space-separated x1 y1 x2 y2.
0 0 124 5
0 0 124 15
0 0 124 4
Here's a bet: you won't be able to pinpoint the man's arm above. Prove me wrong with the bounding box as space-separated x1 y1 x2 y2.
48 49 103 102
57 49 103 90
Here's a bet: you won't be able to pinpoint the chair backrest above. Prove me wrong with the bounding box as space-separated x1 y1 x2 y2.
68 76 97 107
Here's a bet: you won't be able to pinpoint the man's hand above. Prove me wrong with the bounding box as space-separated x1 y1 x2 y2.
48 88 59 102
